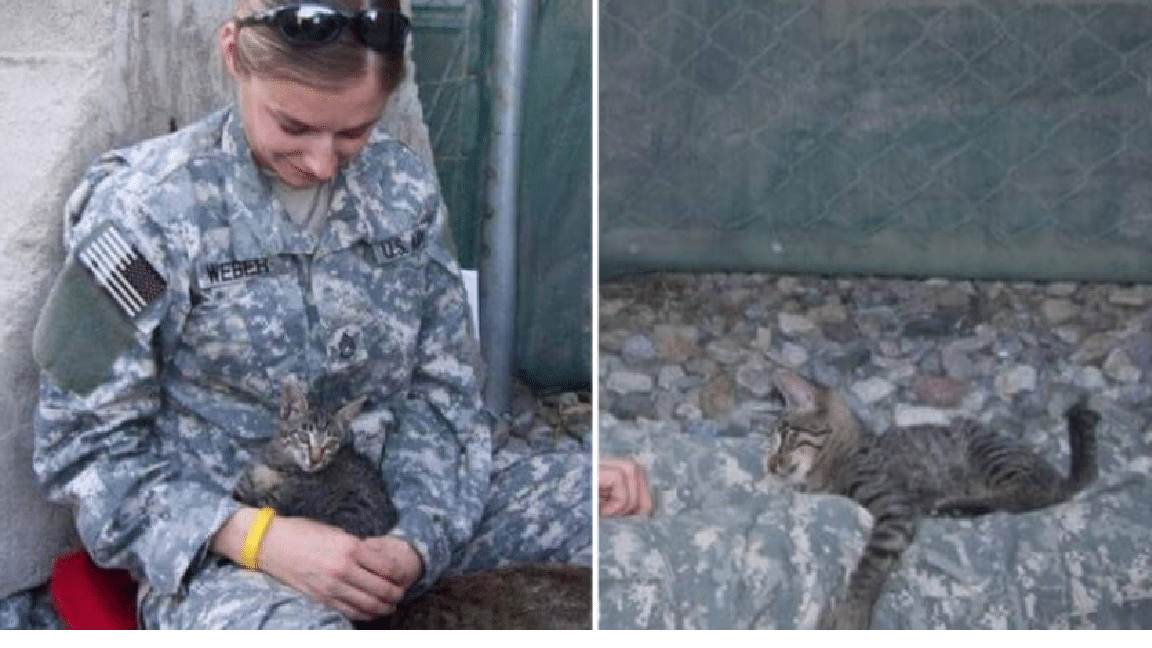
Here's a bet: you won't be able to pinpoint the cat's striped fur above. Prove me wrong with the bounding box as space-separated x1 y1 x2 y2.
767 369 1099 629
232 381 397 538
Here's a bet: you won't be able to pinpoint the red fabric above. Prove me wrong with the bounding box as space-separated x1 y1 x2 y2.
50 550 139 630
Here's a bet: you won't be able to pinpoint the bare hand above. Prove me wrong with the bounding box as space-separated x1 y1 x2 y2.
359 535 424 596
599 456 653 517
261 516 423 620
214 511 422 621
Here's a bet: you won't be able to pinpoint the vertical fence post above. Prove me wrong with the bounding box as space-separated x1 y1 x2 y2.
480 0 534 413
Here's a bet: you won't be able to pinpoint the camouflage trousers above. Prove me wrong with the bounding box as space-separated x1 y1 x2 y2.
138 446 592 629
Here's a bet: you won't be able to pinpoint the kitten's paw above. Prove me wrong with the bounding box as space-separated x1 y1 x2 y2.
816 599 870 630
250 464 284 491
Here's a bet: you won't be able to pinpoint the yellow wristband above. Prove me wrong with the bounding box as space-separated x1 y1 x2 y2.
239 507 276 571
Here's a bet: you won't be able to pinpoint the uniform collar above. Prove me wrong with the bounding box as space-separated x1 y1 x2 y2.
219 107 418 259
220 109 310 258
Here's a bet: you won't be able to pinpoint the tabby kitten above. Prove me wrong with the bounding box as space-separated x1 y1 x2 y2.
766 369 1099 630
233 380 592 630
232 380 397 538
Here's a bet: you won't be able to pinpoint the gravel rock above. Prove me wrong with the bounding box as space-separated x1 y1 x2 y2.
661 324 703 358
777 342 810 368
735 359 775 398
707 339 746 365
1110 287 1148 307
1042 299 1079 324
852 377 896 404
910 376 969 408
751 327 774 352
995 365 1038 399
778 313 816 336
600 273 1150 463
606 371 653 394
621 335 657 362
1104 349 1141 384
895 404 953 427
700 373 735 419
658 365 687 391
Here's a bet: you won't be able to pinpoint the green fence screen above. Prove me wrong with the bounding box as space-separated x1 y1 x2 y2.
600 0 1152 281
414 0 591 390
413 0 489 270
514 0 593 391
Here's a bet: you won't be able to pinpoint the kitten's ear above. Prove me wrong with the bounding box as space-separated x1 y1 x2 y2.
333 396 368 432
280 379 309 423
772 369 819 414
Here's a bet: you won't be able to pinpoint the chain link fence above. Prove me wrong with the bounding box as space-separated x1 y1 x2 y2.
600 0 1152 280
412 0 489 269
413 0 592 389
516 0 593 390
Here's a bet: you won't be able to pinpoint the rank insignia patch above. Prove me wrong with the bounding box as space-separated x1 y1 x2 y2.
77 225 167 319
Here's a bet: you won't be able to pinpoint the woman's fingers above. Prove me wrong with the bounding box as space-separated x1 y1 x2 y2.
358 536 424 591
327 576 398 620
600 471 631 515
342 557 406 607
632 462 654 515
599 461 629 515
599 457 653 517
256 516 411 619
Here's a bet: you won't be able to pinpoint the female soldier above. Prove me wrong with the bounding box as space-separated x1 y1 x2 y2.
32 0 590 629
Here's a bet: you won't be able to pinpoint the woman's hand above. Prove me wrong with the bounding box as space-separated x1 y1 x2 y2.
599 456 654 518
211 509 423 621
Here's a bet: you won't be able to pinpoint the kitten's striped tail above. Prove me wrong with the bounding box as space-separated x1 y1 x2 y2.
1063 401 1099 495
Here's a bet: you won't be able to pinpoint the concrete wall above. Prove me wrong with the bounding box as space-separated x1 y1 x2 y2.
0 0 431 598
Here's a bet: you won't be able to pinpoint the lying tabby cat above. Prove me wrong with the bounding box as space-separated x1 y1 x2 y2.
233 380 592 629
766 369 1099 630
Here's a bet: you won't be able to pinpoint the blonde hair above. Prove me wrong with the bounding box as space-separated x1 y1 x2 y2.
230 0 407 93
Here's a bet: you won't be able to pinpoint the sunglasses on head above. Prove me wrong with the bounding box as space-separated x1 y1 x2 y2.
235 3 410 54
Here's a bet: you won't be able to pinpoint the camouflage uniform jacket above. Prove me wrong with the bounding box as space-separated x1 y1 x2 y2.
32 107 492 597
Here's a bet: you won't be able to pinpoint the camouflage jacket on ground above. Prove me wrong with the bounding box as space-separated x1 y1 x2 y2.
32 107 492 596
599 411 1152 629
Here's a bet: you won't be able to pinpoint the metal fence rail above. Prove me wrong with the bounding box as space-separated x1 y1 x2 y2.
414 1 592 391
600 0 1152 280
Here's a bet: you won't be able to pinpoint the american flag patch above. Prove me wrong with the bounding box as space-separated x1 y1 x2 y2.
78 225 167 319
